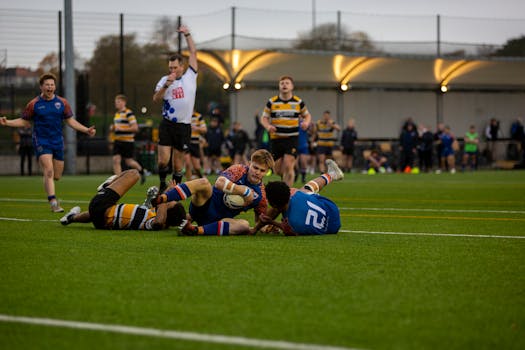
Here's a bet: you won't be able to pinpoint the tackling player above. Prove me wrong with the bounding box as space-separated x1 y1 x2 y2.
59 169 185 230
256 159 344 236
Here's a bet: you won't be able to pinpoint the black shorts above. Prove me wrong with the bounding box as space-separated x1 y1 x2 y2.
189 143 201 158
113 141 135 158
316 146 333 156
270 137 298 160
158 119 191 153
343 147 354 156
205 146 222 157
88 188 120 229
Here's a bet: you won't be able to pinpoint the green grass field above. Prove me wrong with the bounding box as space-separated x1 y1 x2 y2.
1 170 524 350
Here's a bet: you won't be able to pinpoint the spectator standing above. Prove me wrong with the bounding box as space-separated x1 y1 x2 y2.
17 126 34 176
510 118 525 164
260 75 311 186
399 123 418 172
111 94 146 183
485 118 500 163
0 73 96 212
340 118 358 173
434 122 445 171
417 124 434 172
153 25 197 191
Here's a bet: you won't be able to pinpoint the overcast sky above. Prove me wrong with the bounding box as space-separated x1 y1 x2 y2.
1 0 524 69
1 0 525 18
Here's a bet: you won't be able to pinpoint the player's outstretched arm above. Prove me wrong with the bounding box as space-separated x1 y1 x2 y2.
0 116 30 128
65 117 96 137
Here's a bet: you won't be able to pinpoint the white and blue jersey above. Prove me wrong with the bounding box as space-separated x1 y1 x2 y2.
282 190 340 235
155 67 197 124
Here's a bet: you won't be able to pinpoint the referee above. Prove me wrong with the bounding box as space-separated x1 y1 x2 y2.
153 25 197 191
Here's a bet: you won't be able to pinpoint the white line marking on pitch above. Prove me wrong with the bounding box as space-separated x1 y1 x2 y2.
340 207 525 214
0 197 90 204
0 314 361 350
0 217 57 222
341 230 525 239
2 198 524 215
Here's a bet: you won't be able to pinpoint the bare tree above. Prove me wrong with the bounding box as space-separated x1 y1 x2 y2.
152 16 179 49
295 23 376 53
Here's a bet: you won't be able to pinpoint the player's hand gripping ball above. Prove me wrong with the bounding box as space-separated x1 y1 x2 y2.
223 194 245 210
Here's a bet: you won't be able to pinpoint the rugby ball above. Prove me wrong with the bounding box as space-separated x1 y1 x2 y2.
223 194 245 210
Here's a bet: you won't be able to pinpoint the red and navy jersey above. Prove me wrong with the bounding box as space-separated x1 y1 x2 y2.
22 95 73 148
189 164 268 225
218 164 267 217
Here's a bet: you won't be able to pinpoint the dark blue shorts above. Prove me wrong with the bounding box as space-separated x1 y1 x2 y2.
35 144 64 161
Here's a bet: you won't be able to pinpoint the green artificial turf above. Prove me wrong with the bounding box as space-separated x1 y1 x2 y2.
1 170 524 349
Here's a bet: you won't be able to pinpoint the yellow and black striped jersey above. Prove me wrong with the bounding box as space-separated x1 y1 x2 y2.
191 112 206 144
104 203 157 230
263 95 309 139
316 120 338 147
113 108 137 142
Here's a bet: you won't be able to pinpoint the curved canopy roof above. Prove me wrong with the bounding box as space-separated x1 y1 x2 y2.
197 49 525 91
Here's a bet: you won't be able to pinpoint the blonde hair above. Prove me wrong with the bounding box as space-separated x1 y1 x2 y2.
251 149 275 170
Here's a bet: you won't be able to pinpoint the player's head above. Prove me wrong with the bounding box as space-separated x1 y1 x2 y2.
279 75 294 94
115 94 127 109
39 73 57 97
165 202 186 228
247 149 275 184
39 72 57 86
265 181 291 210
168 54 186 78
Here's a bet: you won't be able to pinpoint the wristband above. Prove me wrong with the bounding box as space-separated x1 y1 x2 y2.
184 33 191 37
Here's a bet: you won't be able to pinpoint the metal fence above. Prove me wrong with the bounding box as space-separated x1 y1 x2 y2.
1 7 524 69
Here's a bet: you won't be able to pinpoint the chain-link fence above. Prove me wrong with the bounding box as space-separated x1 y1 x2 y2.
1 8 524 69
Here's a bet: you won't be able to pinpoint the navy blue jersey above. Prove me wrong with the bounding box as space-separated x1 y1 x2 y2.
282 190 340 235
22 95 73 149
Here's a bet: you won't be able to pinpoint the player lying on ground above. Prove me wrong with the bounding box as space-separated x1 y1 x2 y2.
60 169 185 230
255 159 344 236
151 149 275 236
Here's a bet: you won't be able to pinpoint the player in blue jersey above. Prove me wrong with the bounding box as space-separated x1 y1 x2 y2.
0 73 96 212
256 159 344 236
436 125 457 174
150 149 274 236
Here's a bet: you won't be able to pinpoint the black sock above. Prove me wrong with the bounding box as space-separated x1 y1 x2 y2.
172 172 183 184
